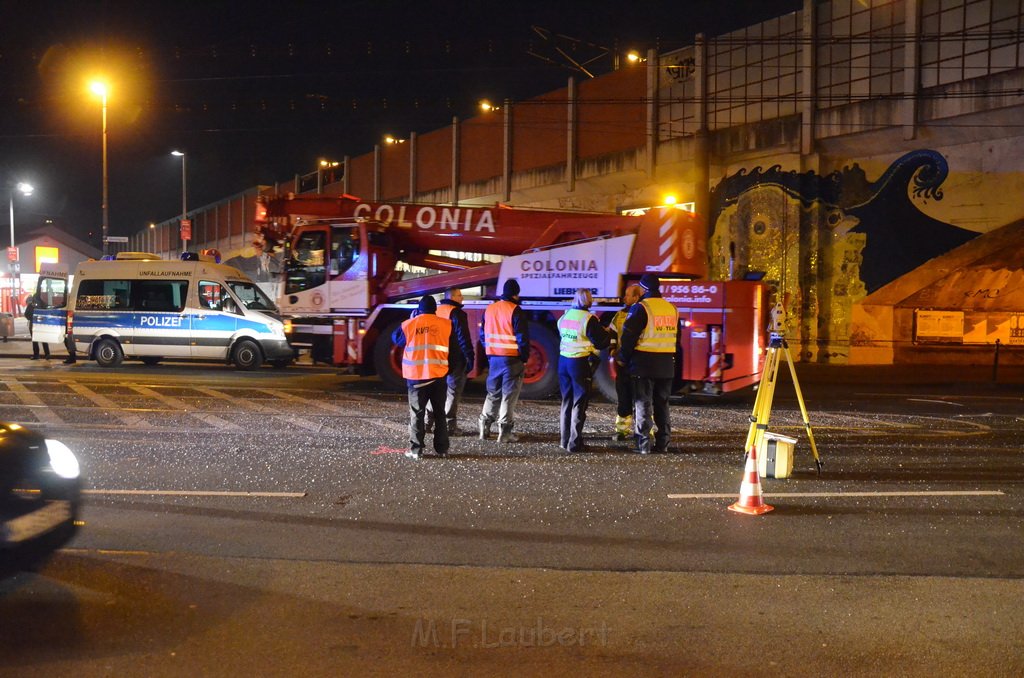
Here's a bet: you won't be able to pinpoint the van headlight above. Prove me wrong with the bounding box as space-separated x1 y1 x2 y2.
45 439 80 479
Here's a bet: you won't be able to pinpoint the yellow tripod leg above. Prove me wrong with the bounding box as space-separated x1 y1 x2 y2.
744 346 782 455
780 345 823 473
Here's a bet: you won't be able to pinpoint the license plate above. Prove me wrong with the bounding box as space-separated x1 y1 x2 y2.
2 501 72 544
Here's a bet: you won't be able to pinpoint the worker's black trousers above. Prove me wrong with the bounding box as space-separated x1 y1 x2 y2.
408 378 449 455
632 376 672 452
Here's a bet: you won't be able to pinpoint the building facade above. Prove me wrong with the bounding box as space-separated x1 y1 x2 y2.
134 0 1024 364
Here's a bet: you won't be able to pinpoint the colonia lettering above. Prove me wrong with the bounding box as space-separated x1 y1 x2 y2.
352 203 496 233
520 259 598 273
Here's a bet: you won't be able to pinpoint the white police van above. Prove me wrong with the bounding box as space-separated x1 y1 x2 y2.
31 252 293 370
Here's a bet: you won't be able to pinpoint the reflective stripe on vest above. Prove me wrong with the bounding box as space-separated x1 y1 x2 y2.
401 314 450 380
636 298 678 353
483 300 519 356
558 308 597 358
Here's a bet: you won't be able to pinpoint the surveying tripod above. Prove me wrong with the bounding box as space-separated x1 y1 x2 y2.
744 304 822 474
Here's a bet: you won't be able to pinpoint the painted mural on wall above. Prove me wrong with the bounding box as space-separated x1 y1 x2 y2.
708 150 978 356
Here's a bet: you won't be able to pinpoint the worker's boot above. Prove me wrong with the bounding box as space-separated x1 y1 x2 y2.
478 417 492 441
497 425 519 444
612 415 633 441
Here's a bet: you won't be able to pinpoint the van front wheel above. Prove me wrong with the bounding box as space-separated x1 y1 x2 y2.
233 339 263 371
94 338 124 368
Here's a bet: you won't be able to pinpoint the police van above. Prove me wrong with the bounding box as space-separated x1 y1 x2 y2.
31 252 293 370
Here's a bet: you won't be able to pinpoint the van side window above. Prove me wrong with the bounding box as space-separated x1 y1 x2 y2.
37 277 68 309
198 281 225 311
76 279 132 310
134 280 189 312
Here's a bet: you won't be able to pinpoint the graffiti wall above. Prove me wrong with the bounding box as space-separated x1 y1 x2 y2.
708 150 982 361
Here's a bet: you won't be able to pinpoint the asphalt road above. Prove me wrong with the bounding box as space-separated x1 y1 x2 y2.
0 356 1022 676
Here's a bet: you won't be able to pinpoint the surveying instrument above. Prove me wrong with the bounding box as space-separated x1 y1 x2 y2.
744 303 822 474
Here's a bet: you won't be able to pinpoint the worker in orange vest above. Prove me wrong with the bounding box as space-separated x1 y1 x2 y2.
557 289 610 453
426 288 475 435
391 296 456 459
479 278 530 443
617 273 679 454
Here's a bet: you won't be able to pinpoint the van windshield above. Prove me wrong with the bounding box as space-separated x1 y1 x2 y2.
227 281 278 312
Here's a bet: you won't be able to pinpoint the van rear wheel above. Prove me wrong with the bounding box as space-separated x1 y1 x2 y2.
94 338 124 368
233 339 263 371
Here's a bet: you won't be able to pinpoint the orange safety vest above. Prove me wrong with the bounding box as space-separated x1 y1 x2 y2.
636 298 678 353
483 300 519 357
400 314 450 380
558 308 597 358
436 303 455 320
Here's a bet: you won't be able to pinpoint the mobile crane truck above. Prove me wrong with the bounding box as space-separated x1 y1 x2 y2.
254 194 768 400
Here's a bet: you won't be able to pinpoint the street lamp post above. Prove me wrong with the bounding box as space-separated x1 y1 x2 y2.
171 151 187 251
7 182 33 314
90 81 109 256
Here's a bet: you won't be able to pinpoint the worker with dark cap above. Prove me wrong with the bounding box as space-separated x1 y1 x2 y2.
426 288 475 435
557 288 611 453
391 296 455 459
617 273 679 454
479 278 530 443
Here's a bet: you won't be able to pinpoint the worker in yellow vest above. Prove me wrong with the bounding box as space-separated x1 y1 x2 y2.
557 289 611 453
479 279 530 443
607 283 643 441
617 273 679 454
391 296 456 459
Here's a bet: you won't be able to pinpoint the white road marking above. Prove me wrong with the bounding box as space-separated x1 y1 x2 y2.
193 386 324 432
83 489 307 498
260 388 408 434
130 385 242 431
61 379 155 429
2 378 64 424
668 490 1005 499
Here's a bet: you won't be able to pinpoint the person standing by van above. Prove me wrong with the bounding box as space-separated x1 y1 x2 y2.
25 293 50 360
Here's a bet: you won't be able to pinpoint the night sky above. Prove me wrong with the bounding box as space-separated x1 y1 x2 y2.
0 0 799 247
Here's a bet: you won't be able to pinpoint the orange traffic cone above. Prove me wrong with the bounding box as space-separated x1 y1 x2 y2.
729 446 774 515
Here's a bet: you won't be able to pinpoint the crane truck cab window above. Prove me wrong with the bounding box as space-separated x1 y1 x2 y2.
286 231 327 294
331 226 360 276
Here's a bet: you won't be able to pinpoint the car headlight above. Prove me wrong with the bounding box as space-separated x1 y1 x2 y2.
45 439 80 479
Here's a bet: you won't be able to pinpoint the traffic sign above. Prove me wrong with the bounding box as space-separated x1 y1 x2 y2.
181 219 192 241
104 236 129 243
6 246 18 262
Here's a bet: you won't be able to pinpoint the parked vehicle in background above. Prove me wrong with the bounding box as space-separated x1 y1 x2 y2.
31 252 294 370
255 195 768 399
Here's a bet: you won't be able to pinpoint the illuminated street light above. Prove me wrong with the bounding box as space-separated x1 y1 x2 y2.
89 79 110 255
626 51 646 64
8 182 34 249
171 150 188 251
479 100 500 112
383 135 405 145
7 181 33 314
